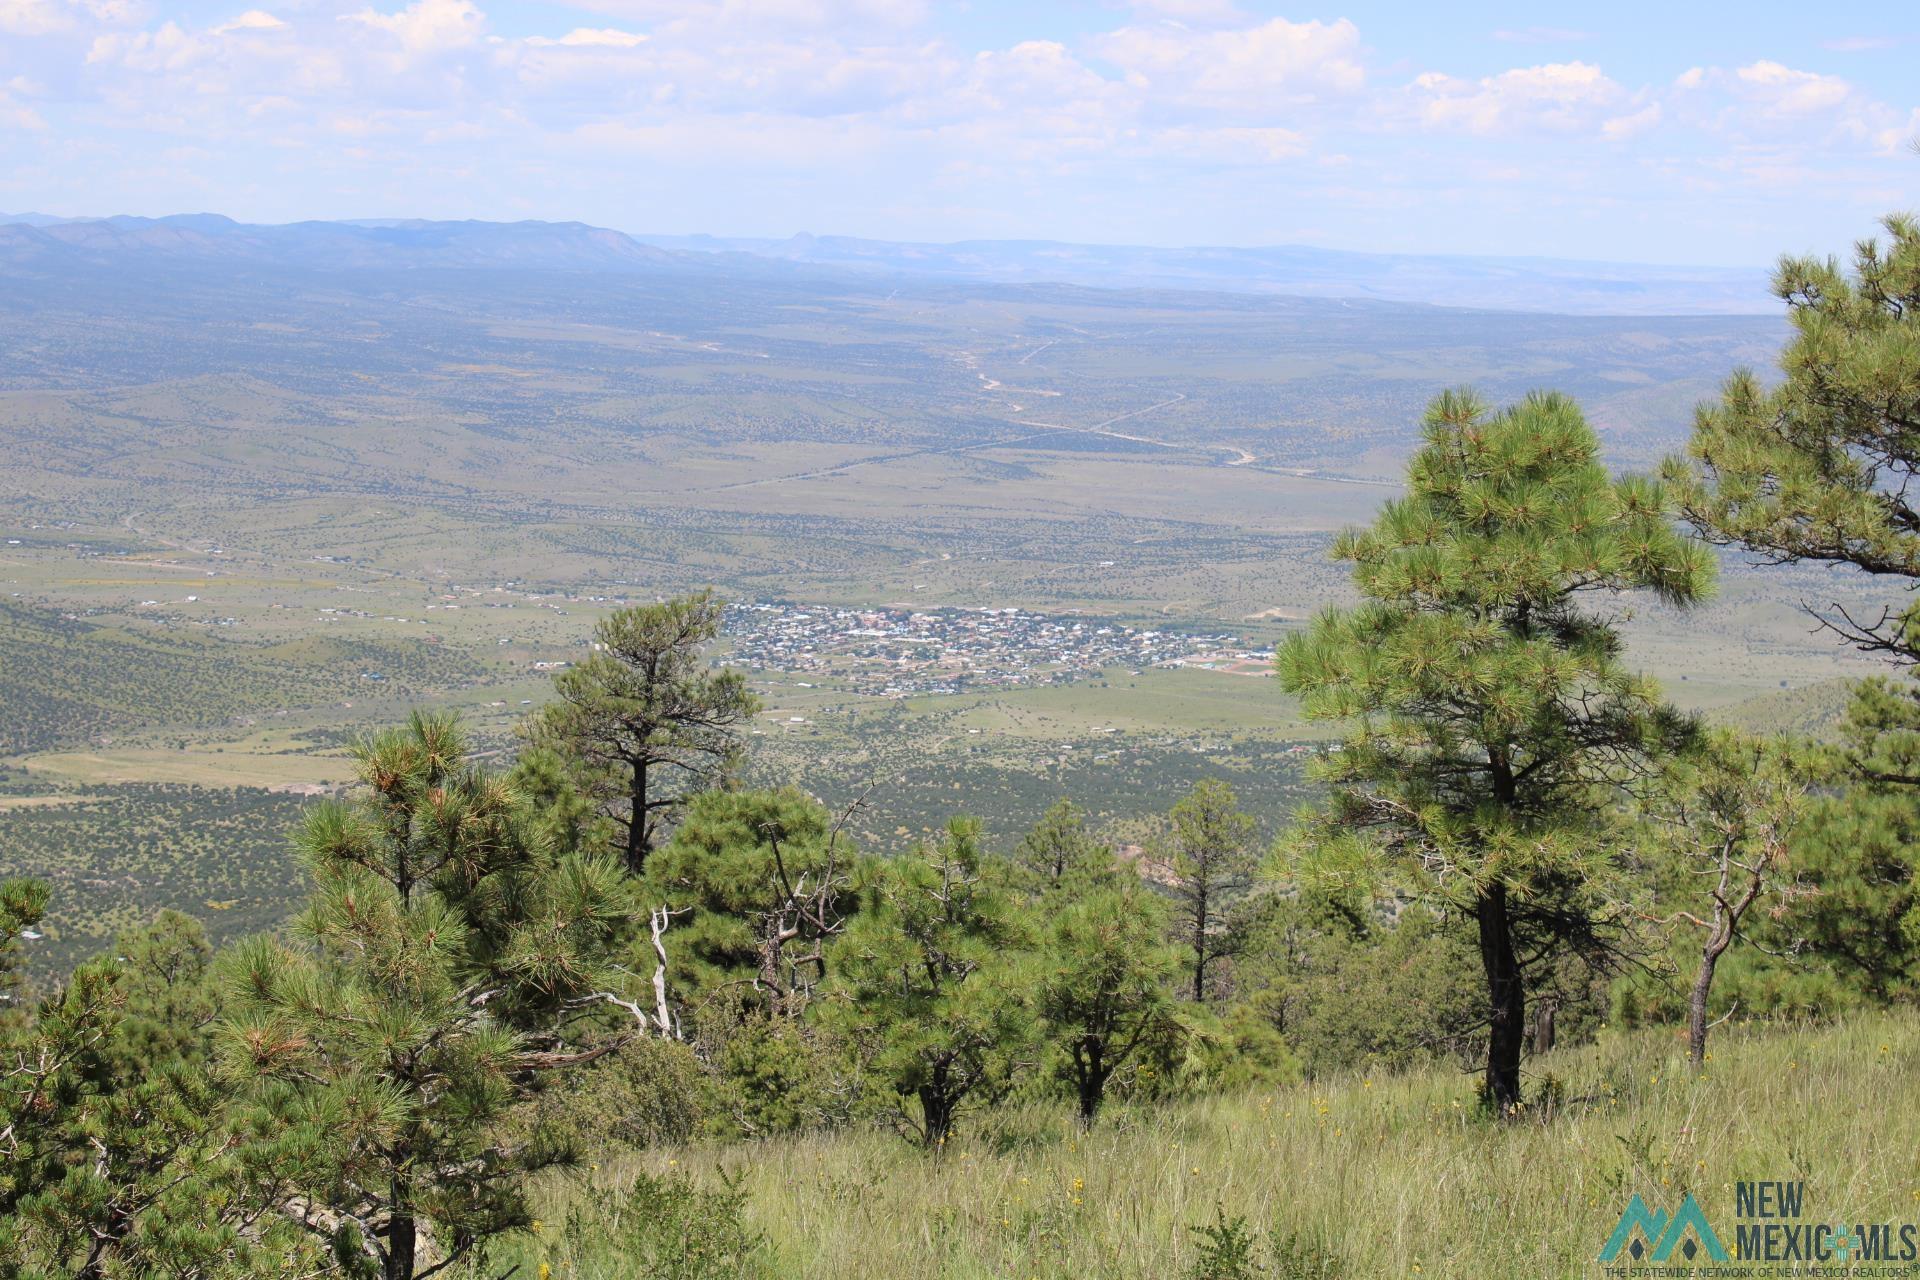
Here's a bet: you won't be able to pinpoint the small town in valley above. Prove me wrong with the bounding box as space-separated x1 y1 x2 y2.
722 601 1270 696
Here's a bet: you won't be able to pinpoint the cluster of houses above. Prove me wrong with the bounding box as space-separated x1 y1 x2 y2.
723 601 1263 697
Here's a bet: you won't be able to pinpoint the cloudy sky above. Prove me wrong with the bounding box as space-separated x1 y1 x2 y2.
3 0 1916 264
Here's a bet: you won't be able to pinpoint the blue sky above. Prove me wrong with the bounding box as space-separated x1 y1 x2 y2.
2 0 1915 265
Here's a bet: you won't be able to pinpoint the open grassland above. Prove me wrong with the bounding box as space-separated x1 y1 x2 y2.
500 1012 1920 1280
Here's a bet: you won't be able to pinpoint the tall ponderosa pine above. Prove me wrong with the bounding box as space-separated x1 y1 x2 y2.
1165 779 1257 1003
1665 214 1920 1001
527 591 759 876
1014 799 1119 897
1668 214 1920 663
1 904 323 1280
1278 389 1711 1111
221 712 643 1280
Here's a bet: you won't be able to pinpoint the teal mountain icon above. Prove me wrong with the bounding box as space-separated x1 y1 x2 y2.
1598 1193 1729 1263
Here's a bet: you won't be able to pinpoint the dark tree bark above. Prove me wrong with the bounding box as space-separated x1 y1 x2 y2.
1074 1039 1108 1126
386 1169 416 1280
1687 948 1722 1071
918 1066 959 1149
1688 887 1750 1070
1189 885 1209 1004
625 757 649 877
1477 882 1525 1113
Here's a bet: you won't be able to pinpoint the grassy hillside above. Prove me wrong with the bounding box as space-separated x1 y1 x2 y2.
0 783 312 976
497 1012 1920 1280
1708 676 1857 740
0 598 486 753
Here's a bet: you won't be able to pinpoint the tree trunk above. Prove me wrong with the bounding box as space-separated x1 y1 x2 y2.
1689 929 1731 1071
1190 888 1209 1004
919 1085 957 1149
624 758 648 877
1476 882 1525 1114
1532 996 1556 1056
75 1202 130 1280
387 1171 417 1280
1077 1041 1106 1126
758 933 778 1014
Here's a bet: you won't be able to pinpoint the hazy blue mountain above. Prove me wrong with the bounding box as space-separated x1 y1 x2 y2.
0 212 1773 315
0 214 681 273
636 231 1775 316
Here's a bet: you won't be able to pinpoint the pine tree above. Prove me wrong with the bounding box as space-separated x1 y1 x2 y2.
1165 779 1257 1003
507 745 605 858
1013 799 1120 898
643 786 862 1019
1278 389 1712 1111
526 591 760 875
220 712 644 1279
829 819 1033 1147
1643 732 1815 1069
1667 213 1920 661
1 905 323 1280
1775 786 1920 1002
1664 216 1920 1009
1036 885 1182 1125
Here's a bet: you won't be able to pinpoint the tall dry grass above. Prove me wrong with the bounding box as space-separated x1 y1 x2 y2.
495 1012 1920 1280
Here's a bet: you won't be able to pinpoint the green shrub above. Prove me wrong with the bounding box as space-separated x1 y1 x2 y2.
1185 1004 1304 1094
543 1167 769 1280
1188 1208 1262 1280
703 1013 882 1138
1187 1207 1347 1280
523 1037 704 1155
1268 1228 1347 1280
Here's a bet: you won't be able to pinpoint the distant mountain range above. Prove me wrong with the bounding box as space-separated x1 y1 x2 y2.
0 213 677 273
0 212 1775 315
637 231 1776 315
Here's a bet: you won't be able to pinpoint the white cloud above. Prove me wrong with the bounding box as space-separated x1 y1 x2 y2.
1670 59 1907 151
0 73 46 127
1822 35 1901 53
1601 102 1661 140
1410 62 1627 135
211 10 283 36
88 21 213 72
524 27 645 48
1122 0 1247 25
549 0 925 33
0 0 66 32
343 0 484 56
1091 16 1365 111
1874 108 1920 154
1735 60 1852 116
957 40 1116 117
1147 124 1307 162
